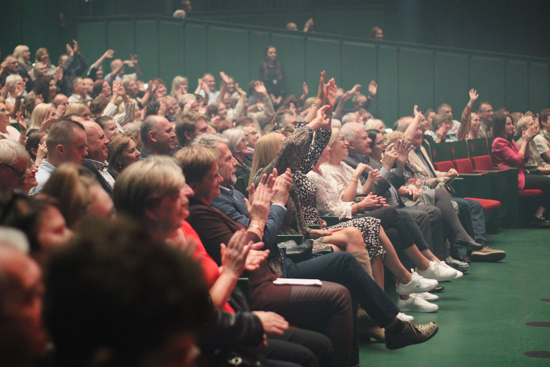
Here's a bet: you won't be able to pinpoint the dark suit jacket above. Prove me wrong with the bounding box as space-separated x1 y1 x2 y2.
211 187 287 251
343 153 406 197
82 159 115 196
187 198 291 306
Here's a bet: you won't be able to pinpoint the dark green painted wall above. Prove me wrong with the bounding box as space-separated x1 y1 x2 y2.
76 17 550 126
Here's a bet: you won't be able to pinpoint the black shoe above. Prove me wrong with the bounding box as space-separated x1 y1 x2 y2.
450 247 471 263
432 285 444 293
454 239 483 251
385 321 439 350
533 216 550 229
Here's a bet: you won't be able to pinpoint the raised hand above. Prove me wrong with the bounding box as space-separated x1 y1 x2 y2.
15 82 26 98
220 229 253 277
367 168 382 182
244 177 273 225
15 112 27 134
66 43 74 57
271 168 292 206
254 81 268 98
35 141 48 167
381 144 398 169
130 54 138 64
469 89 479 103
104 49 115 58
353 162 371 178
350 84 362 95
325 78 338 107
307 104 331 130
302 82 308 96
316 71 327 102
235 83 246 98
368 81 378 97
73 40 79 55
395 138 413 168
219 71 231 84
244 246 269 271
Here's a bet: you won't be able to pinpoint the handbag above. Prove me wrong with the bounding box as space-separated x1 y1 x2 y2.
277 239 313 263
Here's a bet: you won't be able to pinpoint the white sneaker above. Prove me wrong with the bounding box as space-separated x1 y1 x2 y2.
397 294 439 313
397 312 414 322
417 261 457 282
441 262 464 279
395 272 438 295
416 292 439 302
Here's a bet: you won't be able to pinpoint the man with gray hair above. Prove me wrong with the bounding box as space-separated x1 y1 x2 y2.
0 140 37 193
140 115 176 158
195 133 290 248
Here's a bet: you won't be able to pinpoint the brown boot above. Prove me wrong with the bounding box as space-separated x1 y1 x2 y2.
351 250 372 277
357 307 385 343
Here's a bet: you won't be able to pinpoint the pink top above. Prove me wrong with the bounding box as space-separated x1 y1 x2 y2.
491 137 528 189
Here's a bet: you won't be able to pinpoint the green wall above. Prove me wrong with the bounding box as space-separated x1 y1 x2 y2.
76 17 550 126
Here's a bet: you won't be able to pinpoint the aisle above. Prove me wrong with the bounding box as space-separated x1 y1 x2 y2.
359 228 550 366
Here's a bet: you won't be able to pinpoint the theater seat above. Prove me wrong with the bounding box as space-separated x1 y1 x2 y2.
518 189 543 196
433 161 454 172
464 197 501 212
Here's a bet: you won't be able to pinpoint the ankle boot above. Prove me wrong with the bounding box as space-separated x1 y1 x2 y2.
350 249 372 277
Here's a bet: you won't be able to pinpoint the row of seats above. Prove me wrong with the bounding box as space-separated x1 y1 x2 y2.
429 138 542 229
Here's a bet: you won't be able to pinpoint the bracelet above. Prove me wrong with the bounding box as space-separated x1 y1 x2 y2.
249 224 264 236
353 203 361 212
312 102 322 108
350 177 358 183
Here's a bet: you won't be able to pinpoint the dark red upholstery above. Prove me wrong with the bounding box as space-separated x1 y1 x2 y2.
464 197 501 212
453 158 475 174
433 161 454 172
471 155 494 171
518 189 543 196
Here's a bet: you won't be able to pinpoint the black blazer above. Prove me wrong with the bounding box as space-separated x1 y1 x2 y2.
82 159 116 196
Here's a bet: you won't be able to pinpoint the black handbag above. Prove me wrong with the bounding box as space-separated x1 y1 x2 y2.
277 239 313 263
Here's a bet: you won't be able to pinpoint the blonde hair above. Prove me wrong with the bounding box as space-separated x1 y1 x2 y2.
41 163 101 229
29 103 53 131
64 102 88 117
249 132 283 187
113 156 185 221
328 127 341 147
516 115 534 132
13 45 30 66
170 76 188 97
386 131 404 146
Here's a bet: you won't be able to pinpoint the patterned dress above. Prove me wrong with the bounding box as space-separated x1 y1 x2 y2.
252 121 383 256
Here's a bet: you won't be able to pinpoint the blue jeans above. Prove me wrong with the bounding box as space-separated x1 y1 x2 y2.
453 198 486 244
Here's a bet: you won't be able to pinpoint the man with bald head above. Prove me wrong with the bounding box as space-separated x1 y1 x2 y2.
0 243 48 366
82 121 115 195
140 115 176 158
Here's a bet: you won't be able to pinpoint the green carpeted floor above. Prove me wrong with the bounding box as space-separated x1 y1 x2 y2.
359 228 550 366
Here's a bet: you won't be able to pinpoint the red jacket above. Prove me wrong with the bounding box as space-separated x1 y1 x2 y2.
491 137 528 189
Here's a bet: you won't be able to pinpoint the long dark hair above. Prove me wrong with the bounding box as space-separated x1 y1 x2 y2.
367 129 380 149
261 45 282 80
34 76 54 103
493 112 512 141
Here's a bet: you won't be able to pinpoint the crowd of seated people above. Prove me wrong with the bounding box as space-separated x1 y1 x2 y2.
0 38 547 367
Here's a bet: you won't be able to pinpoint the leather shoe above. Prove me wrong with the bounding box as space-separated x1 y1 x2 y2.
385 321 439 350
454 239 483 251
470 247 506 262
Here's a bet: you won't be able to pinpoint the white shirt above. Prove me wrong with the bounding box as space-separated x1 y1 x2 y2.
320 162 365 198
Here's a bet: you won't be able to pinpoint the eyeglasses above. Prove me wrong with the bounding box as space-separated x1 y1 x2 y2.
1 162 33 182
245 131 259 137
